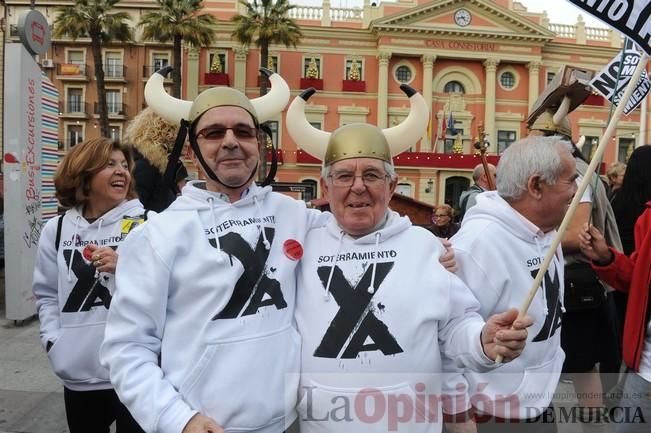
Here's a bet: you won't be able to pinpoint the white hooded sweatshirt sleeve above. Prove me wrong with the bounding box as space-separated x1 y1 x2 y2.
104 227 195 433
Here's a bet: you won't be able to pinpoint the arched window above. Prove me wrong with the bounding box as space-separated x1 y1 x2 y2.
444 80 465 94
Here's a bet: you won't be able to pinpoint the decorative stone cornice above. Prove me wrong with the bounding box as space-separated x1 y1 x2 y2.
377 51 392 64
483 58 500 71
187 47 200 59
233 46 249 61
526 60 543 71
421 54 436 66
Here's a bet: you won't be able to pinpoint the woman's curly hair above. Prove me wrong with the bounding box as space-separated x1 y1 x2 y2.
54 137 137 208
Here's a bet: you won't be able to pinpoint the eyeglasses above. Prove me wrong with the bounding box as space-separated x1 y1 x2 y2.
196 124 257 142
433 214 450 218
328 171 390 188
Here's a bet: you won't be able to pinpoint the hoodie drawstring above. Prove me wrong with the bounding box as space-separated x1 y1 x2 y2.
533 237 549 316
94 218 105 278
67 215 82 282
554 251 566 313
253 196 271 250
207 197 225 263
368 232 381 294
324 231 345 301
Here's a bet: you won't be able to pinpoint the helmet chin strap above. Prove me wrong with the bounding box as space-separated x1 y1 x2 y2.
189 135 258 190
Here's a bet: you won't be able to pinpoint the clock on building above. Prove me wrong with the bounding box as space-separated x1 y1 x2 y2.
454 9 472 27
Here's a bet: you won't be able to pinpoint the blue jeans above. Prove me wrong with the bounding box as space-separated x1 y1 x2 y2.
615 372 651 433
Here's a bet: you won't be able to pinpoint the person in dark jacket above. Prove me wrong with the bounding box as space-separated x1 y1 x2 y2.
426 204 460 238
124 107 181 212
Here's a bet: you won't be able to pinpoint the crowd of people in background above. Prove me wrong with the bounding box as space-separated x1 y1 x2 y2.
28 68 651 433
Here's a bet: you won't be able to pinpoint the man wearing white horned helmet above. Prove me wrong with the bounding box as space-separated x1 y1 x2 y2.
287 86 533 433
101 68 328 433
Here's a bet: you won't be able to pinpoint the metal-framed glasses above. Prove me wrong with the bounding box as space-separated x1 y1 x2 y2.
433 214 450 219
196 124 258 142
328 171 390 187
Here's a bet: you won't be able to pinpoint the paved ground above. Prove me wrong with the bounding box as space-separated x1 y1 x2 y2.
0 266 590 433
0 268 69 433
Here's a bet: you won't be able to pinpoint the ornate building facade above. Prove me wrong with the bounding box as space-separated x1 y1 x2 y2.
4 0 646 207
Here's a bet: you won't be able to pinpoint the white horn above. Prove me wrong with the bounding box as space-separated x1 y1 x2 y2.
553 96 571 127
144 66 192 125
383 85 430 156
251 68 290 123
576 135 586 151
286 88 330 160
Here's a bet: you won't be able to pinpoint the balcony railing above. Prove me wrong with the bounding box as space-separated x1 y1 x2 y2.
57 63 89 77
143 65 171 78
61 100 89 115
104 64 126 78
94 102 127 116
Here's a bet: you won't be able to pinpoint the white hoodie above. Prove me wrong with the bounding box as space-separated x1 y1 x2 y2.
451 192 565 419
101 181 326 433
32 198 147 391
295 211 493 433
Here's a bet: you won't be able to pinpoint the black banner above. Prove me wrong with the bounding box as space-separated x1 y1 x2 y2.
567 0 651 55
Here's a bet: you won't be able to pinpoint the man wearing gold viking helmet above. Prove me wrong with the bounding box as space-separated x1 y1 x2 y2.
101 68 329 433
287 86 532 433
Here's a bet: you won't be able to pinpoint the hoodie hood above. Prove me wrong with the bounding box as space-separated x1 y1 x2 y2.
320 209 411 299
324 209 411 244
169 180 272 211
167 180 275 257
463 191 555 245
69 199 144 227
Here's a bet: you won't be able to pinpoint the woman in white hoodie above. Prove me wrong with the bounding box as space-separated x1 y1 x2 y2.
33 137 146 433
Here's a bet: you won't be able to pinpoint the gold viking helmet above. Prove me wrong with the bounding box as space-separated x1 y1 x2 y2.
286 85 429 165
144 66 290 126
325 124 391 164
529 109 572 138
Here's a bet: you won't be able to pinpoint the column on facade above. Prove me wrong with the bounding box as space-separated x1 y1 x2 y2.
483 58 500 145
233 46 249 92
186 48 200 99
527 61 542 111
377 51 392 128
421 54 436 152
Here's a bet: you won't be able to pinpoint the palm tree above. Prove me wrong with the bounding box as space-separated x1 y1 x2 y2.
139 0 218 98
231 0 302 96
53 0 133 138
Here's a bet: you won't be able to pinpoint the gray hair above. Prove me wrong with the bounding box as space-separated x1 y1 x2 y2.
497 135 574 200
472 163 496 182
321 160 397 181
